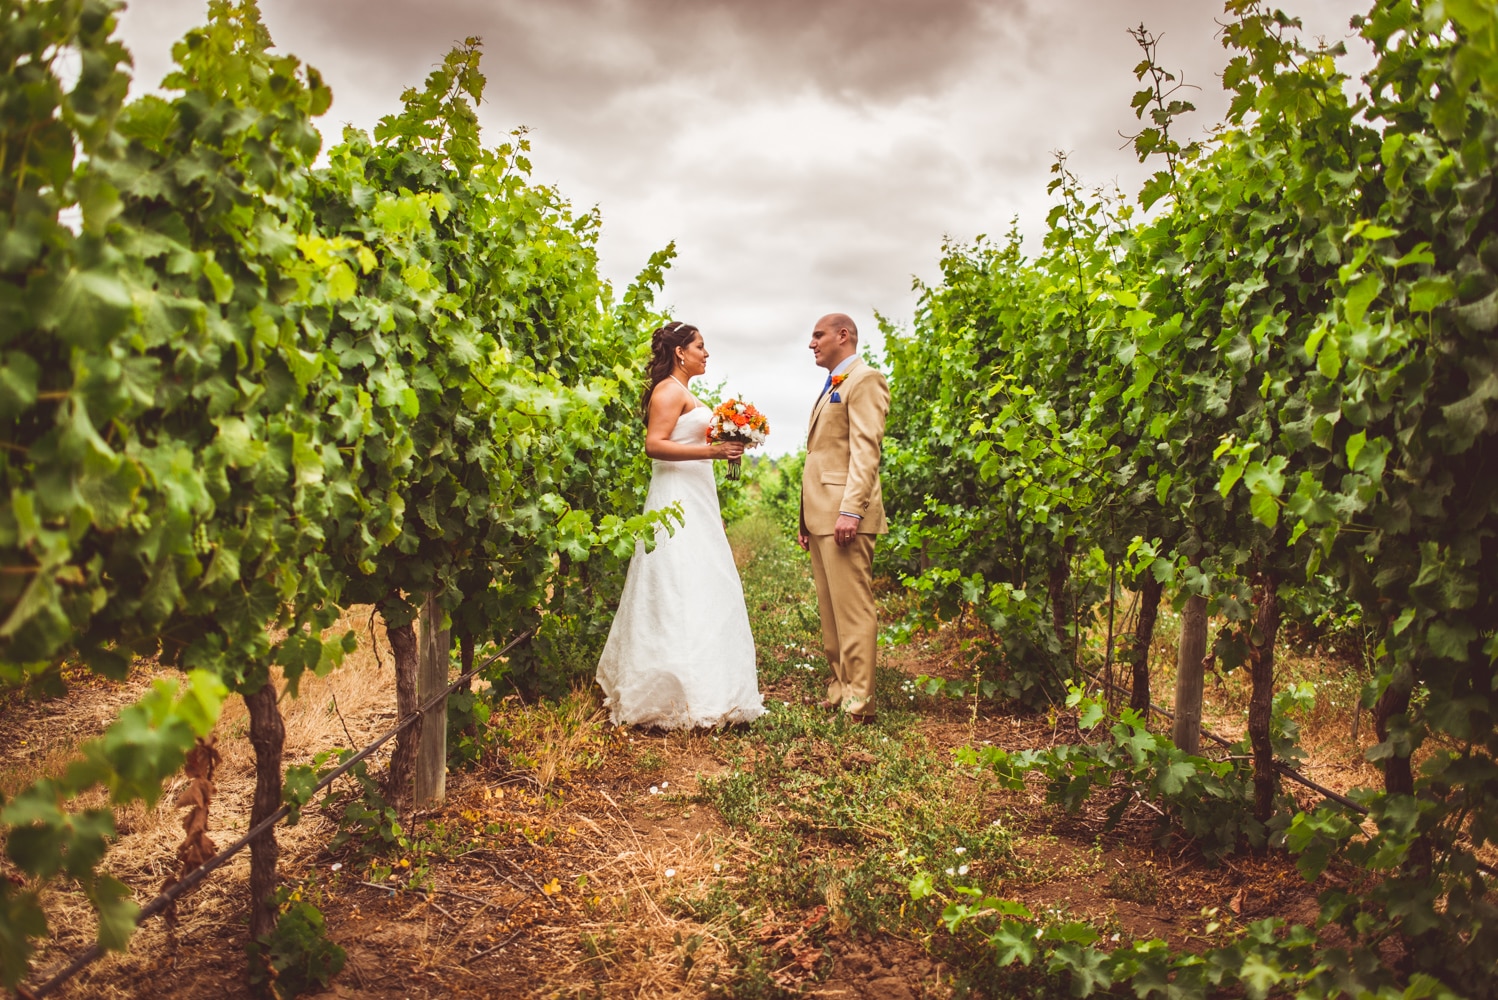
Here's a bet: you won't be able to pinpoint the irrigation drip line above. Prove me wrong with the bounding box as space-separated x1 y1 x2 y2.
1079 667 1498 881
23 626 536 1000
1078 664 1365 813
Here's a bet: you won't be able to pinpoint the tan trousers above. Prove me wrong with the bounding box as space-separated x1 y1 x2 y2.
807 533 877 715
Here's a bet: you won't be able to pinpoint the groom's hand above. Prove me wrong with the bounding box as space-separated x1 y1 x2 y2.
797 528 809 551
833 514 860 547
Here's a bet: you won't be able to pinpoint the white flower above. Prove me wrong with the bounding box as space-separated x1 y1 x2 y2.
661 781 670 789
331 863 343 872
945 867 955 876
954 846 967 855
958 864 969 875
665 868 677 878
649 785 660 795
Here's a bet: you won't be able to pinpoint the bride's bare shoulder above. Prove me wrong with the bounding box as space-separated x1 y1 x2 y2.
648 379 692 425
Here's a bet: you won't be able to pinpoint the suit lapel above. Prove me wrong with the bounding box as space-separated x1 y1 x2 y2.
809 357 862 436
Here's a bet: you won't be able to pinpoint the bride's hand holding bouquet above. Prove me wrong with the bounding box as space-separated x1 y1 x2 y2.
707 398 770 480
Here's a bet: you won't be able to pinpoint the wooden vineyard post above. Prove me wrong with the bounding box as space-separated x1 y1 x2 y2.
415 592 451 807
1172 555 1207 756
1172 593 1207 755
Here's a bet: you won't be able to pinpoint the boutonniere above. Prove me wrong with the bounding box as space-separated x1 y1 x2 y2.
829 373 848 402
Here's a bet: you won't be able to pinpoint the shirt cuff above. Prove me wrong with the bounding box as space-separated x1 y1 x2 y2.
839 511 863 520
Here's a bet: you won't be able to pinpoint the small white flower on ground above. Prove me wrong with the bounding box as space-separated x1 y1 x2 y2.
945 867 955 876
649 786 660 795
958 864 969 876
331 863 342 872
665 868 677 878
713 863 722 872
661 781 670 789
954 846 967 855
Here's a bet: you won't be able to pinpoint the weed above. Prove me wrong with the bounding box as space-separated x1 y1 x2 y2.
1104 865 1160 905
246 880 346 999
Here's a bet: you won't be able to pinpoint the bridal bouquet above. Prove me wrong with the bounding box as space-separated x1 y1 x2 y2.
706 398 770 480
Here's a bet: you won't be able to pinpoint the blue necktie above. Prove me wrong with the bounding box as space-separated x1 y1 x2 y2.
820 374 832 398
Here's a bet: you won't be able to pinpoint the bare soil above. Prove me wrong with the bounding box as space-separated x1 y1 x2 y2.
4 594 1385 999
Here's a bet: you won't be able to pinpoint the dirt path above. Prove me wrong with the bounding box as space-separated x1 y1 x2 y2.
4 517 1373 999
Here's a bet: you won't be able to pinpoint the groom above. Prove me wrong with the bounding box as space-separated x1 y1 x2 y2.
798 312 890 724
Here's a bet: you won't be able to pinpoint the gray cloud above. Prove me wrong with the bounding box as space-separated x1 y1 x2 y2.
269 0 1005 106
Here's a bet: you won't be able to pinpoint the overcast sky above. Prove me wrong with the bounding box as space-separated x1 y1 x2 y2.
116 0 1371 455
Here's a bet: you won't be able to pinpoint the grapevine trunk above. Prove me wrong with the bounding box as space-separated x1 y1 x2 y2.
384 620 420 812
1247 575 1280 824
245 683 285 950
1129 575 1163 716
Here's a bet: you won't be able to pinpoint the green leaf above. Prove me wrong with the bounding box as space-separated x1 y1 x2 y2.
1316 335 1342 379
202 256 234 304
90 874 140 952
1426 620 1475 662
1157 760 1197 795
907 871 934 900
282 764 320 825
1409 275 1456 313
327 261 357 301
988 921 1037 966
1345 430 1367 470
214 417 267 467
48 268 133 348
1249 490 1279 528
0 883 49 987
1343 272 1383 325
1237 953 1281 1000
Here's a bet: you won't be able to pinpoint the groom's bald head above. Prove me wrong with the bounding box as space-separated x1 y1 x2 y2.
818 312 859 344
810 312 859 371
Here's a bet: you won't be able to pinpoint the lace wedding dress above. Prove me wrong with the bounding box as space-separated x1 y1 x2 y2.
596 404 765 728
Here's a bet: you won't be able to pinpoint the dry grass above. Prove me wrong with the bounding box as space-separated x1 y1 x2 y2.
1 535 1464 999
10 605 400 999
3 632 785 999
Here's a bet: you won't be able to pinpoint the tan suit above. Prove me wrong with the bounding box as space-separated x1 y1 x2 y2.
800 357 890 715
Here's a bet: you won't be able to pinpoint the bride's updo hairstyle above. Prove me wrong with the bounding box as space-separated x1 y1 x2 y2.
640 320 700 423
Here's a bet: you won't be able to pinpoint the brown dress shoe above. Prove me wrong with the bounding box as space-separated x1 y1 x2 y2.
848 712 877 725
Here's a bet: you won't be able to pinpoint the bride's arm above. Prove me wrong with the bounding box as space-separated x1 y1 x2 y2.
644 382 746 461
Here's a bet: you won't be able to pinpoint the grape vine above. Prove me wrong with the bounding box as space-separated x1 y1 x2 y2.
883 0 1497 993
1 0 673 986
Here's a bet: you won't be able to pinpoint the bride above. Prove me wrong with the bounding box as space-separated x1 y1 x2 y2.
595 321 766 728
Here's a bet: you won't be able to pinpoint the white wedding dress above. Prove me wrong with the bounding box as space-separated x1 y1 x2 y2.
596 403 765 728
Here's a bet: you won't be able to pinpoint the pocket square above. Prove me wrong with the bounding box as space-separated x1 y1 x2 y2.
830 391 841 403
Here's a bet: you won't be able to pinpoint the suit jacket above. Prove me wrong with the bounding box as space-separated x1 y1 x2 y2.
801 357 890 536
